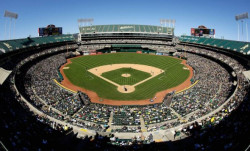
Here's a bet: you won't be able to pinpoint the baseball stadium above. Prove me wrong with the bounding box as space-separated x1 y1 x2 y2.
1 2 250 151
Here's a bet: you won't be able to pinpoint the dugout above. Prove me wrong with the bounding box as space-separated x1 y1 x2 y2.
96 44 156 54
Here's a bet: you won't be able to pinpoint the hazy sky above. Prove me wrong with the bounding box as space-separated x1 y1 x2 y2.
0 0 249 41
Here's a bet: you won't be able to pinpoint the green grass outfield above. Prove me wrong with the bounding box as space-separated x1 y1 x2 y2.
63 53 190 100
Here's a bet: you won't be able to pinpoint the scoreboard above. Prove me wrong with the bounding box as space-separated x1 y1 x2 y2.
191 26 215 38
39 24 62 36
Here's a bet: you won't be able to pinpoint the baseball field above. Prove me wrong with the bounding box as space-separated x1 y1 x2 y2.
61 53 191 102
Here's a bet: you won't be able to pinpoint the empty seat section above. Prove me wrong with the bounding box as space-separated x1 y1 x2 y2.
102 25 108 32
135 25 140 32
140 25 145 32
108 25 114 32
144 26 150 32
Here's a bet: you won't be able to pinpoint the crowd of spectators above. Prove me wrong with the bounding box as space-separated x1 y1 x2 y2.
141 104 177 125
112 106 141 125
171 52 232 119
180 80 249 150
74 104 111 125
24 53 83 115
0 73 74 150
112 126 142 133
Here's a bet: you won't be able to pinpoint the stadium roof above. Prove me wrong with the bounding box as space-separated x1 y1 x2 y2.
0 68 12 85
79 24 174 35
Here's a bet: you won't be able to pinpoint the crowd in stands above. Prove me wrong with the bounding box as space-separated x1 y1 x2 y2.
112 106 141 125
141 104 177 125
74 104 111 125
79 39 173 52
177 45 247 75
111 126 142 133
24 53 82 115
0 73 74 150
171 52 232 119
180 80 249 150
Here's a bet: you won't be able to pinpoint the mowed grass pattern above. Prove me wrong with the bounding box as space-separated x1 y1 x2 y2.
63 53 190 100
101 68 151 85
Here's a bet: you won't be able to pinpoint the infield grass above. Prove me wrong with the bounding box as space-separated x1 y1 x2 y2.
63 53 190 100
101 68 151 85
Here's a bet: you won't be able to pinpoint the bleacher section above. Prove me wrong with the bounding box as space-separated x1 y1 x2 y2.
179 35 250 55
0 35 75 55
80 25 174 35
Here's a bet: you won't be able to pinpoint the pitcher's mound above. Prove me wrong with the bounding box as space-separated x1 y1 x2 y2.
121 73 131 77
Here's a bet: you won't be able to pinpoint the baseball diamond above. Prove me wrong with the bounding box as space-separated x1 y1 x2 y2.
60 53 192 103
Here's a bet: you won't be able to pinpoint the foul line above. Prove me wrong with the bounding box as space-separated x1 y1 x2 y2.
85 74 94 80
53 79 77 93
175 80 199 94
88 64 163 91
158 75 166 80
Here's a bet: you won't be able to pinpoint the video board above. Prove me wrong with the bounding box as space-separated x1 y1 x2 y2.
191 28 215 36
39 27 62 36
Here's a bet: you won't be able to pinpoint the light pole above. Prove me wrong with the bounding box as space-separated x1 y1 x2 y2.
4 10 18 40
77 18 94 33
235 12 249 42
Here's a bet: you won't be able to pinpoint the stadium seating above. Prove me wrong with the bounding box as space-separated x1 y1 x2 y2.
179 35 250 55
0 34 75 55
80 24 174 35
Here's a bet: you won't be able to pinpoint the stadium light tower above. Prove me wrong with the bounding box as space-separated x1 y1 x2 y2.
160 19 175 27
172 20 176 28
78 18 94 27
4 10 18 40
160 19 163 27
235 12 248 42
78 18 94 34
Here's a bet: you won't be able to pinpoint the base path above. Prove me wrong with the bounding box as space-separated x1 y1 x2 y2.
59 57 193 106
88 64 162 93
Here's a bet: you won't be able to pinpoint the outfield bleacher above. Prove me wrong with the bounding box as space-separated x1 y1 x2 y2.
0 34 75 55
179 35 250 55
80 24 174 35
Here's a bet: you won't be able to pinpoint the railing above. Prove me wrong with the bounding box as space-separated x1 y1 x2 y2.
0 141 8 151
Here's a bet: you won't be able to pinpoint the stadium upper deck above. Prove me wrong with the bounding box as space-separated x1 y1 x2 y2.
79 25 174 42
79 24 174 35
179 35 250 55
0 34 75 56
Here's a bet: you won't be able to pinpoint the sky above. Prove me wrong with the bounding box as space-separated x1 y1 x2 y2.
0 0 249 41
